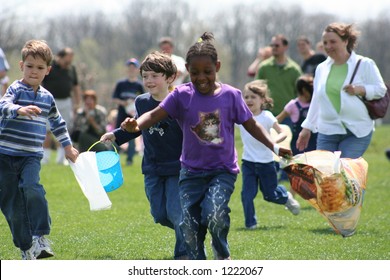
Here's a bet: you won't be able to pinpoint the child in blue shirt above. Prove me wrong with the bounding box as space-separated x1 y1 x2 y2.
0 40 79 260
121 32 292 260
101 51 187 260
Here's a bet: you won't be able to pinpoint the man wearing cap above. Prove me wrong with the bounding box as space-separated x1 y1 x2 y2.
112 58 144 165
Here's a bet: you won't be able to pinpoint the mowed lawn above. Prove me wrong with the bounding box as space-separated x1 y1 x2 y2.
0 125 389 260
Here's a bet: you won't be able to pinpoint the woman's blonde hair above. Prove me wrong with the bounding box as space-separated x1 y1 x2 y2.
324 22 360 53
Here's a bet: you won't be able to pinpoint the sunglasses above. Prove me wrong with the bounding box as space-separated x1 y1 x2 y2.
270 44 281 48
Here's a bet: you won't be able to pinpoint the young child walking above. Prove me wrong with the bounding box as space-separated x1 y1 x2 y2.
101 51 187 260
0 40 79 260
239 80 300 230
277 74 317 155
121 32 292 260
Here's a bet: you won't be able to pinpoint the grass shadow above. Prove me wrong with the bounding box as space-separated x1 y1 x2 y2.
236 225 284 232
309 227 338 236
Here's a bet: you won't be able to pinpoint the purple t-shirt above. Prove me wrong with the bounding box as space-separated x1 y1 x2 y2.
160 82 252 174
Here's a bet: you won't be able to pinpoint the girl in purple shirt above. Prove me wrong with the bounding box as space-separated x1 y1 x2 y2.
121 32 292 260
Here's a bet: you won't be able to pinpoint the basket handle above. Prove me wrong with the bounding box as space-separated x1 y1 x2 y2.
87 141 118 154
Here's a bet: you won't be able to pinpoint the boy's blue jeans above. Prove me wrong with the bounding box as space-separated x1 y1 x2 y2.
144 174 187 259
0 154 50 250
179 168 236 260
241 160 288 228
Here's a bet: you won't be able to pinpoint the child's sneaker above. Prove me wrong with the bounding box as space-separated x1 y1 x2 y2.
285 191 300 215
36 236 54 259
246 224 257 230
21 237 40 260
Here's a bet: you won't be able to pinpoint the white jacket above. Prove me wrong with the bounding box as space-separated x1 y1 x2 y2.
302 51 387 137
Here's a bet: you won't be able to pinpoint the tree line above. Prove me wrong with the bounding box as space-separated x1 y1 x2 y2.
1 0 389 120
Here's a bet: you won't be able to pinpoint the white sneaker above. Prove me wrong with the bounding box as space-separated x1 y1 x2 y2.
285 191 300 215
36 236 54 259
246 224 257 230
21 237 39 260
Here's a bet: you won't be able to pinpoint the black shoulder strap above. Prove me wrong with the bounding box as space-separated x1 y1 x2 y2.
349 59 362 84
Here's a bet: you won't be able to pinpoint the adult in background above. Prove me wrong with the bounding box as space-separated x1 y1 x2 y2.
0 47 10 95
41 47 82 164
296 35 327 76
297 22 386 158
72 90 107 152
256 34 302 181
158 36 188 88
256 34 302 124
247 46 272 78
112 58 144 165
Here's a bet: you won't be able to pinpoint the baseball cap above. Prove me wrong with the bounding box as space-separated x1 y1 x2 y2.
126 58 139 67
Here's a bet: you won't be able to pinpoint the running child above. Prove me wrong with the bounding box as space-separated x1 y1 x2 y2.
101 51 187 260
239 80 300 230
120 32 292 260
0 40 79 260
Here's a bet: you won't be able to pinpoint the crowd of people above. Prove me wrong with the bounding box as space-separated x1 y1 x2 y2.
0 22 388 260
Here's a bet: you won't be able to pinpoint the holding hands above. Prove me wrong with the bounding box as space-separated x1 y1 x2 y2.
120 117 140 133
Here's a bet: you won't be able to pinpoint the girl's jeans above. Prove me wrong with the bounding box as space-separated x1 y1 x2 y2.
144 174 187 259
179 168 236 260
241 160 288 228
0 155 50 250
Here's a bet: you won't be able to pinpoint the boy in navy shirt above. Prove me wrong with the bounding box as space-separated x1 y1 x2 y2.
101 51 186 259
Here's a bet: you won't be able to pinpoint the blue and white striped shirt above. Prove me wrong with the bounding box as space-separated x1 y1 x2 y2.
0 80 71 157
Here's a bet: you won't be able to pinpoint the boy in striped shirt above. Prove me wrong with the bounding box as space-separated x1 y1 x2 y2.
0 40 79 259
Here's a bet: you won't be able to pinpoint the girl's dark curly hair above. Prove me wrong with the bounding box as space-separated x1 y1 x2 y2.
185 32 218 64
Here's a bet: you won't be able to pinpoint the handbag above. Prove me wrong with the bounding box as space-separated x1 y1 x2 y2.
350 59 390 119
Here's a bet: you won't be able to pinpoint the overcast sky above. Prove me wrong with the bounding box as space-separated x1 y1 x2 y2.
9 0 390 23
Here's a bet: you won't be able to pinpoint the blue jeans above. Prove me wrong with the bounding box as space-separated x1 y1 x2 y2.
0 155 50 250
317 129 373 158
179 168 236 260
126 139 135 163
144 173 186 259
241 160 288 228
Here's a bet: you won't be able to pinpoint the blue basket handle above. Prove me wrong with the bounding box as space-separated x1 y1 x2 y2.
87 141 118 154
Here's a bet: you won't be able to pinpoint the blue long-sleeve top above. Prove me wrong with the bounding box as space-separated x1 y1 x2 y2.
0 80 71 157
114 93 182 176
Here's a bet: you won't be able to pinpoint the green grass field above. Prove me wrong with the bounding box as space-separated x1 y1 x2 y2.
1 125 389 260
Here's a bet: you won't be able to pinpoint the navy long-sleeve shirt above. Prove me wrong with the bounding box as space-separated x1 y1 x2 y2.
114 93 182 176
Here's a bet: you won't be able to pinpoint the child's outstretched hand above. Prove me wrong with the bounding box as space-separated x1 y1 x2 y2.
277 146 293 159
17 105 42 119
100 132 116 143
121 117 139 133
64 145 79 163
